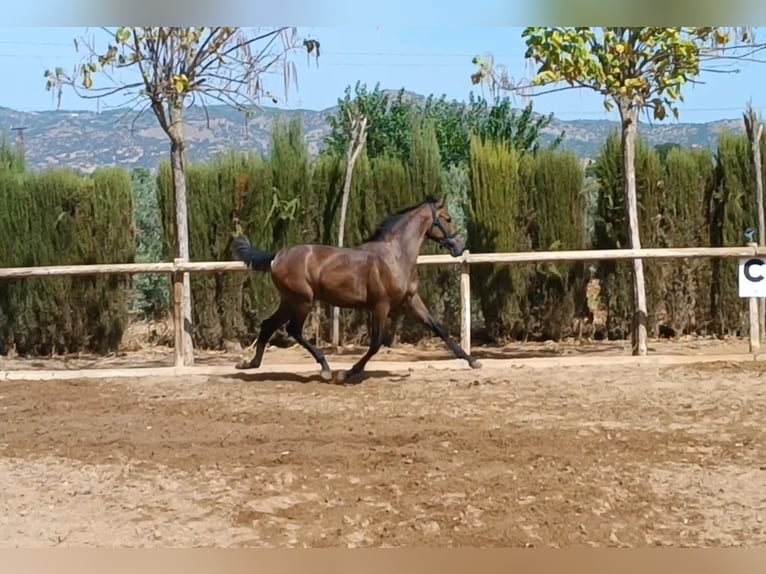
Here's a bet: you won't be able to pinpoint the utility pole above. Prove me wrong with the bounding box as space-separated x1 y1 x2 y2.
10 126 27 155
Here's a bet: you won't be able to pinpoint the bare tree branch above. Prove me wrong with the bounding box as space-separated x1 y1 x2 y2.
44 26 319 145
128 100 152 133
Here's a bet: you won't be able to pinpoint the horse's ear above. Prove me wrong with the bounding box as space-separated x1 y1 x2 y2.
435 196 445 208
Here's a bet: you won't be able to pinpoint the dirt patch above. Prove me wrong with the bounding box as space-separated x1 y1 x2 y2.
0 334 752 372
1 359 765 547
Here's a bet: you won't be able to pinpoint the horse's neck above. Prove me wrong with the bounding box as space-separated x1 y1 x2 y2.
390 210 429 269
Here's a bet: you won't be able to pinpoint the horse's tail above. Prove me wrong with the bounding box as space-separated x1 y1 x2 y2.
231 235 276 273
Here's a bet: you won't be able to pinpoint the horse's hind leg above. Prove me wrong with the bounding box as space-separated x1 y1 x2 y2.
237 301 291 369
285 302 333 381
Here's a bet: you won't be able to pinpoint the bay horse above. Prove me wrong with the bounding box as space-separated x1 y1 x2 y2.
230 195 481 383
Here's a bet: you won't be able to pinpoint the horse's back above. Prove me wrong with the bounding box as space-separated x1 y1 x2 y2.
270 243 385 308
274 243 379 267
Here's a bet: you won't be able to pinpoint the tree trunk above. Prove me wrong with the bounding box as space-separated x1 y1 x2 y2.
618 101 648 356
755 128 765 342
169 109 195 366
331 114 368 349
744 107 765 340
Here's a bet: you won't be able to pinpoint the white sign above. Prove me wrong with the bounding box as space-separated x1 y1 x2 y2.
738 257 766 298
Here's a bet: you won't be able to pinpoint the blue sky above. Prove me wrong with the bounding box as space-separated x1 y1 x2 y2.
0 26 763 124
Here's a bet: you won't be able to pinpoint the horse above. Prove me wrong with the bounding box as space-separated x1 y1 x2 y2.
230 195 482 383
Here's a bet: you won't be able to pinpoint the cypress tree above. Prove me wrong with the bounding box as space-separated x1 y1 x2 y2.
131 167 169 319
267 116 312 248
1 163 134 356
236 152 281 341
662 147 715 335
467 135 529 341
527 149 589 340
408 118 461 340
710 132 757 335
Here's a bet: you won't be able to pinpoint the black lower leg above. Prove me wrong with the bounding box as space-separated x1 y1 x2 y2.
286 318 331 374
427 316 466 356
244 307 289 368
348 326 383 376
405 294 479 368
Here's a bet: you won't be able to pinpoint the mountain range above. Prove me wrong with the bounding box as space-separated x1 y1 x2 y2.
0 92 750 173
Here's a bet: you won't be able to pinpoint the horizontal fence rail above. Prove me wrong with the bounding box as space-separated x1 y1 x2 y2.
1 245 765 374
1 246 765 279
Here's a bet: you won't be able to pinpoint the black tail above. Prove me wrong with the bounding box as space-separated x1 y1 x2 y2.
231 235 276 273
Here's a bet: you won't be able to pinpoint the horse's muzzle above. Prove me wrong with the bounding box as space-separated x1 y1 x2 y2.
448 241 466 257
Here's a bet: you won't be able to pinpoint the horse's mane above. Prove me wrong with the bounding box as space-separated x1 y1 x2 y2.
362 195 439 243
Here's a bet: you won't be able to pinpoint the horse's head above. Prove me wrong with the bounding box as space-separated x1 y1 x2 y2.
425 197 465 257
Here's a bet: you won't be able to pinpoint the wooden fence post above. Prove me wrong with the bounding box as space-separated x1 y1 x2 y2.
745 243 762 354
172 258 191 367
749 297 760 353
460 250 471 354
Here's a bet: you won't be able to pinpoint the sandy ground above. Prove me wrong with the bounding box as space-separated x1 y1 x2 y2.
2 340 766 548
0 333 756 372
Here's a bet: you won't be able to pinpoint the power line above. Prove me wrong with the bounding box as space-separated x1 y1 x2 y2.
0 40 72 47
0 39 507 58
0 51 494 64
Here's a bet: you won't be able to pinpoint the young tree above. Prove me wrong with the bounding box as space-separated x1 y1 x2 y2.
332 108 368 348
44 27 320 364
473 27 753 356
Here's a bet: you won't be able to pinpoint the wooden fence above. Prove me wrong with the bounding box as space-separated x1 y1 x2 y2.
1 245 766 378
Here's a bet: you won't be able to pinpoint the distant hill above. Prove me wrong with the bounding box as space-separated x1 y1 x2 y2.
0 93 749 173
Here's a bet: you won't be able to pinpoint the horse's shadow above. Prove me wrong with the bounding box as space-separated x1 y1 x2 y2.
224 369 411 386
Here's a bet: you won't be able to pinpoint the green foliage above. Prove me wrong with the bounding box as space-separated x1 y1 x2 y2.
0 134 25 173
590 130 760 339
324 82 414 161
156 117 316 349
408 117 443 197
592 132 665 337
654 142 684 166
466 137 589 341
431 93 563 163
520 27 731 120
662 146 715 334
405 118 458 342
709 130 766 335
323 82 562 169
267 117 312 247
466 137 529 340
0 161 135 356
158 153 250 348
131 167 169 318
526 149 591 339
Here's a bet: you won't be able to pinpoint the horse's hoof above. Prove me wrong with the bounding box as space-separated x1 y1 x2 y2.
334 369 361 385
320 369 333 382
235 360 256 370
469 358 482 369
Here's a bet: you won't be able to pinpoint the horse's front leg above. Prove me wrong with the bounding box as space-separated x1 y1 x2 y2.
335 302 390 384
404 292 481 368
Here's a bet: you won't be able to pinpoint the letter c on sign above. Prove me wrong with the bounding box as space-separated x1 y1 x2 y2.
744 259 765 282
